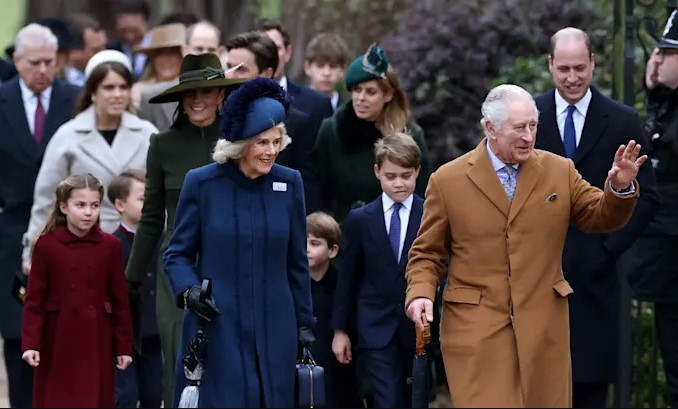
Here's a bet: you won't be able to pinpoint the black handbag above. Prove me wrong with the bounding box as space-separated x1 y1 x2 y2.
12 270 29 305
294 347 325 408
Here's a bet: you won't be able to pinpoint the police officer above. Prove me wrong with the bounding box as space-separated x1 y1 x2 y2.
628 10 678 408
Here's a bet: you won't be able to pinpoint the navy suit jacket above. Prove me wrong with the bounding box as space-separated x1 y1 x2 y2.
276 106 320 214
535 87 660 382
0 76 80 339
332 194 424 350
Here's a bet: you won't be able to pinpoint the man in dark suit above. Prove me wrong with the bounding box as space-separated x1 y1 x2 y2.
534 27 659 408
0 22 80 408
225 31 322 213
256 19 334 128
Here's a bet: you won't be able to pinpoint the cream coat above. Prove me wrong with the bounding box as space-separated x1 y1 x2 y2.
405 140 638 408
22 106 158 264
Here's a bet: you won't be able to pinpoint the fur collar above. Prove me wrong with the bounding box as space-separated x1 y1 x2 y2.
335 101 382 153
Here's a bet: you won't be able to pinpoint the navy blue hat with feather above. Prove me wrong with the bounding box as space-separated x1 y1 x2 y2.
220 77 290 142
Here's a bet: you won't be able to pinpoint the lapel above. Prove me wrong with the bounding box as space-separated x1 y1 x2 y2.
507 152 543 224
536 89 566 156
399 195 423 270
74 107 146 175
365 196 397 264
466 139 510 218
574 87 609 165
1 78 37 160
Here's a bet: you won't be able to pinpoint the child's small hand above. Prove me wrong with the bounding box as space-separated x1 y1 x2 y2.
22 350 40 367
116 355 133 370
332 330 352 364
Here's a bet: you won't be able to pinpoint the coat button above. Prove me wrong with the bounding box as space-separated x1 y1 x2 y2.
70 284 76 290
147 272 152 278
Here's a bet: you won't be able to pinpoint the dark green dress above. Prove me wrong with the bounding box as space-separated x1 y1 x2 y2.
125 119 220 406
314 101 431 223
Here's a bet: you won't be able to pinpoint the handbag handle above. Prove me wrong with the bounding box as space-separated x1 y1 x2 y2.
298 346 317 366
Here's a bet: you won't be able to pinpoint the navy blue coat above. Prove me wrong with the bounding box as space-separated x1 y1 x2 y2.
0 77 80 340
332 194 424 350
164 161 314 407
535 87 660 383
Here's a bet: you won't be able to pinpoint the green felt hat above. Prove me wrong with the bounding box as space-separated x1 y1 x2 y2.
149 53 245 104
344 42 389 90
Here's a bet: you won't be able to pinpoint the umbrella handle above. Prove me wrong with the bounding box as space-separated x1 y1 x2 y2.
415 312 431 356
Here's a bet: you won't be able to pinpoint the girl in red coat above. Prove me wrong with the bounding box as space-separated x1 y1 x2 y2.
21 173 133 408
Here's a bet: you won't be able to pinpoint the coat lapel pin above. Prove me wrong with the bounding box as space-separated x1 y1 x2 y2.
273 182 287 192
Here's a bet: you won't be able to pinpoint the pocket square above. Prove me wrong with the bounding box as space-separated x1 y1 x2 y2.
545 193 558 202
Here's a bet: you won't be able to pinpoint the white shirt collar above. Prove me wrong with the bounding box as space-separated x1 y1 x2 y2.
19 78 52 107
554 87 592 117
486 139 519 172
279 76 288 91
330 91 339 110
382 192 414 213
120 222 136 234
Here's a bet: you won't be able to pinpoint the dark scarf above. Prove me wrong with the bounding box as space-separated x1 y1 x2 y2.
335 101 382 153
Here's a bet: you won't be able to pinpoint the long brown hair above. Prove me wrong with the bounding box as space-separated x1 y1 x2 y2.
75 62 134 113
39 173 105 237
374 68 411 137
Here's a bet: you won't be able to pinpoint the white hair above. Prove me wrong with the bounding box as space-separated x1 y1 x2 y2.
213 123 291 164
14 23 58 57
480 84 539 138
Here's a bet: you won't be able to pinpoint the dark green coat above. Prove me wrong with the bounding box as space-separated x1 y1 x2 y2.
125 118 220 405
313 101 431 223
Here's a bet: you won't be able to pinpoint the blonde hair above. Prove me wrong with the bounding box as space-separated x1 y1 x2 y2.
355 68 411 137
39 173 104 237
212 123 291 164
374 132 421 169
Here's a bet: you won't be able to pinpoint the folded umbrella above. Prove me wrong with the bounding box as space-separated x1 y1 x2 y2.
178 279 212 408
411 313 431 408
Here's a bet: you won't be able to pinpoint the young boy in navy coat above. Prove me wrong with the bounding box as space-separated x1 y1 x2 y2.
332 132 425 408
108 170 163 408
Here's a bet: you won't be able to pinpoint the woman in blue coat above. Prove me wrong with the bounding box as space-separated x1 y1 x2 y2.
163 77 315 407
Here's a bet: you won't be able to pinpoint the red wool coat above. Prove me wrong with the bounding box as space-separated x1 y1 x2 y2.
22 225 133 408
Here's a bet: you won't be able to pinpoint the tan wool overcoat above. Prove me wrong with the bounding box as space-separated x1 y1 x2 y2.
405 139 638 408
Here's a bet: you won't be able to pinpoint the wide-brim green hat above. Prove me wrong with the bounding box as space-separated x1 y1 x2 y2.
149 53 245 104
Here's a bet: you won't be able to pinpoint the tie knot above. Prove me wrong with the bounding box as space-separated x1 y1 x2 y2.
567 104 576 115
392 202 402 212
504 165 517 177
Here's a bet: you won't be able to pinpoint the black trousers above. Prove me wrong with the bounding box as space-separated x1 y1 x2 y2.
572 382 608 408
115 335 163 408
655 302 678 408
3 338 33 408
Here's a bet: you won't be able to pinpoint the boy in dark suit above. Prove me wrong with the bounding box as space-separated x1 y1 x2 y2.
303 32 350 112
306 211 364 407
332 133 425 408
108 170 163 408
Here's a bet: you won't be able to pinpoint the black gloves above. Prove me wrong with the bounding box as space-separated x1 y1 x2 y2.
182 285 220 322
298 326 316 348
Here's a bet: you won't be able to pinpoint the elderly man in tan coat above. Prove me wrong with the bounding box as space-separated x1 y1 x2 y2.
405 84 646 408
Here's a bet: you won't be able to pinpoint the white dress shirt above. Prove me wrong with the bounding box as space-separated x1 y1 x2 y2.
19 79 52 136
382 192 413 262
279 76 288 91
555 88 592 148
330 90 340 111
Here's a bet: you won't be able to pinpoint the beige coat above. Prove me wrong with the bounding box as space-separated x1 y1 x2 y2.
405 140 638 408
22 106 158 264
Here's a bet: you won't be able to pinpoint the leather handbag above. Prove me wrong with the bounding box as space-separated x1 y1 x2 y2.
294 347 325 408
